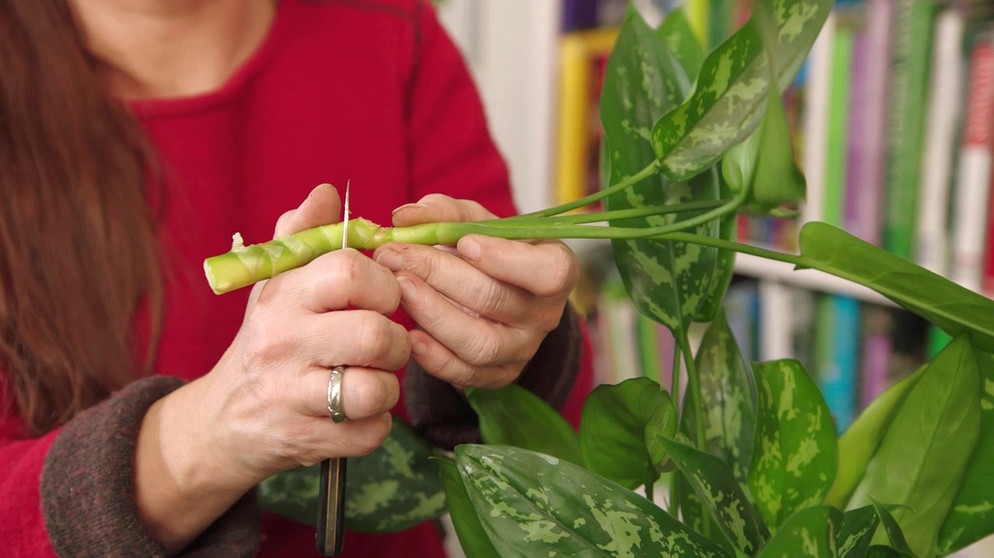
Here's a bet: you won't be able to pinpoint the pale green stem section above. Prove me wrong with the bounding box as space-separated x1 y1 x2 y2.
204 192 746 294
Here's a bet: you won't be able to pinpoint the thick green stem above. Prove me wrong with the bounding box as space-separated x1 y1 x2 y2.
203 192 748 294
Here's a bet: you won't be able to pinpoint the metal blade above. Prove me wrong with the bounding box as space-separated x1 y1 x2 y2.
318 179 351 555
341 179 350 250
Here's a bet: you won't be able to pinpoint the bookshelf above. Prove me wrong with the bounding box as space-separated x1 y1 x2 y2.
438 0 994 555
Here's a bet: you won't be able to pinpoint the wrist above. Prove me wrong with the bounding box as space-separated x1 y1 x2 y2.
134 379 252 552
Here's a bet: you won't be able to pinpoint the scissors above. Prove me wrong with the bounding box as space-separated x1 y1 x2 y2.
316 180 350 555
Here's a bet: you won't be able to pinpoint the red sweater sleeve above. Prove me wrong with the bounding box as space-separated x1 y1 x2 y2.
0 376 261 557
0 401 60 558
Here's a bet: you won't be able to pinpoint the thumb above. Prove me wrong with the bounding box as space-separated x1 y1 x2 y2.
273 183 343 238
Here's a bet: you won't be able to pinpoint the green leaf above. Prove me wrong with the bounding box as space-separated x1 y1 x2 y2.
748 359 839 529
848 335 982 558
938 349 994 553
866 547 902 558
870 499 915 558
651 0 833 180
580 378 677 489
659 437 769 555
824 367 925 509
435 457 501 558
692 307 758 482
600 6 732 333
837 506 881 558
728 89 806 214
455 444 732 557
799 222 994 353
257 417 446 533
466 384 583 466
755 505 842 558
658 7 705 80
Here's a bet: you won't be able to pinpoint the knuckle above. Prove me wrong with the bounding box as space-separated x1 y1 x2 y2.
355 415 392 456
534 245 578 297
478 280 510 317
355 313 399 361
466 335 503 367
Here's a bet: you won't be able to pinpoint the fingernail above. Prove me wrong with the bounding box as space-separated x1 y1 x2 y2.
459 237 481 261
392 203 424 217
375 248 403 271
396 274 416 301
408 330 426 356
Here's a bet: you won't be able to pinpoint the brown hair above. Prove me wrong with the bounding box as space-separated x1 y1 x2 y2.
0 1 162 435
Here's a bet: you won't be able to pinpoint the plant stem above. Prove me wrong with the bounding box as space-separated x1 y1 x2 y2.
668 332 683 519
508 160 662 219
478 199 727 227
204 190 748 294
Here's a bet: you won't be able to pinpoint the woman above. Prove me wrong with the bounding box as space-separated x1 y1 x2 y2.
0 0 592 556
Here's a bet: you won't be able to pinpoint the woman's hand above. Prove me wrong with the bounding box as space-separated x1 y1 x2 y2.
203 183 409 482
374 194 578 389
136 184 408 551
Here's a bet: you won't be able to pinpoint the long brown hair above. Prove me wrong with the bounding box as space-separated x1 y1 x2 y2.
0 1 162 435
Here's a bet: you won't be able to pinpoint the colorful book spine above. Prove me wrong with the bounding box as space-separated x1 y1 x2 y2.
859 305 893 410
916 6 967 276
951 28 994 293
554 28 618 209
813 294 861 434
842 0 892 246
824 20 853 229
882 0 936 260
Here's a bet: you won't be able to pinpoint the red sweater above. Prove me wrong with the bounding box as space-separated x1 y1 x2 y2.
0 1 593 556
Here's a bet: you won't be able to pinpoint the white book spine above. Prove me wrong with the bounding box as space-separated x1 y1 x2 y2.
800 12 836 226
916 8 965 276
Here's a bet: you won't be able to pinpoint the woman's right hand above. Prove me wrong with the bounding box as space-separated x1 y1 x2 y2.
135 184 409 551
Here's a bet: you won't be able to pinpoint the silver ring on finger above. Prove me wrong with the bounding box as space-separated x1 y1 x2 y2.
327 365 347 423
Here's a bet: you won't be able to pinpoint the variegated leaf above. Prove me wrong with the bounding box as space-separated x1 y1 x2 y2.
748 359 839 529
651 0 833 180
436 457 501 558
755 505 842 558
580 378 677 489
937 349 994 554
455 444 731 558
659 437 769 555
600 6 732 333
257 417 446 533
870 499 915 558
657 7 705 80
690 307 758 481
837 506 880 558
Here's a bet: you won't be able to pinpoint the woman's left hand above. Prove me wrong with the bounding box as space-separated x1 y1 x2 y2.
374 194 578 389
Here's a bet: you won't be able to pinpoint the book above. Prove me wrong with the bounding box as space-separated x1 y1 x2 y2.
799 10 836 227
882 0 937 260
823 19 854 229
554 27 619 209
951 26 994 292
916 6 967 275
813 294 861 434
859 305 894 410
842 0 893 246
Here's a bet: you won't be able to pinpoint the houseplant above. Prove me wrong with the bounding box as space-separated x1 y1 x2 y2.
204 0 994 556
